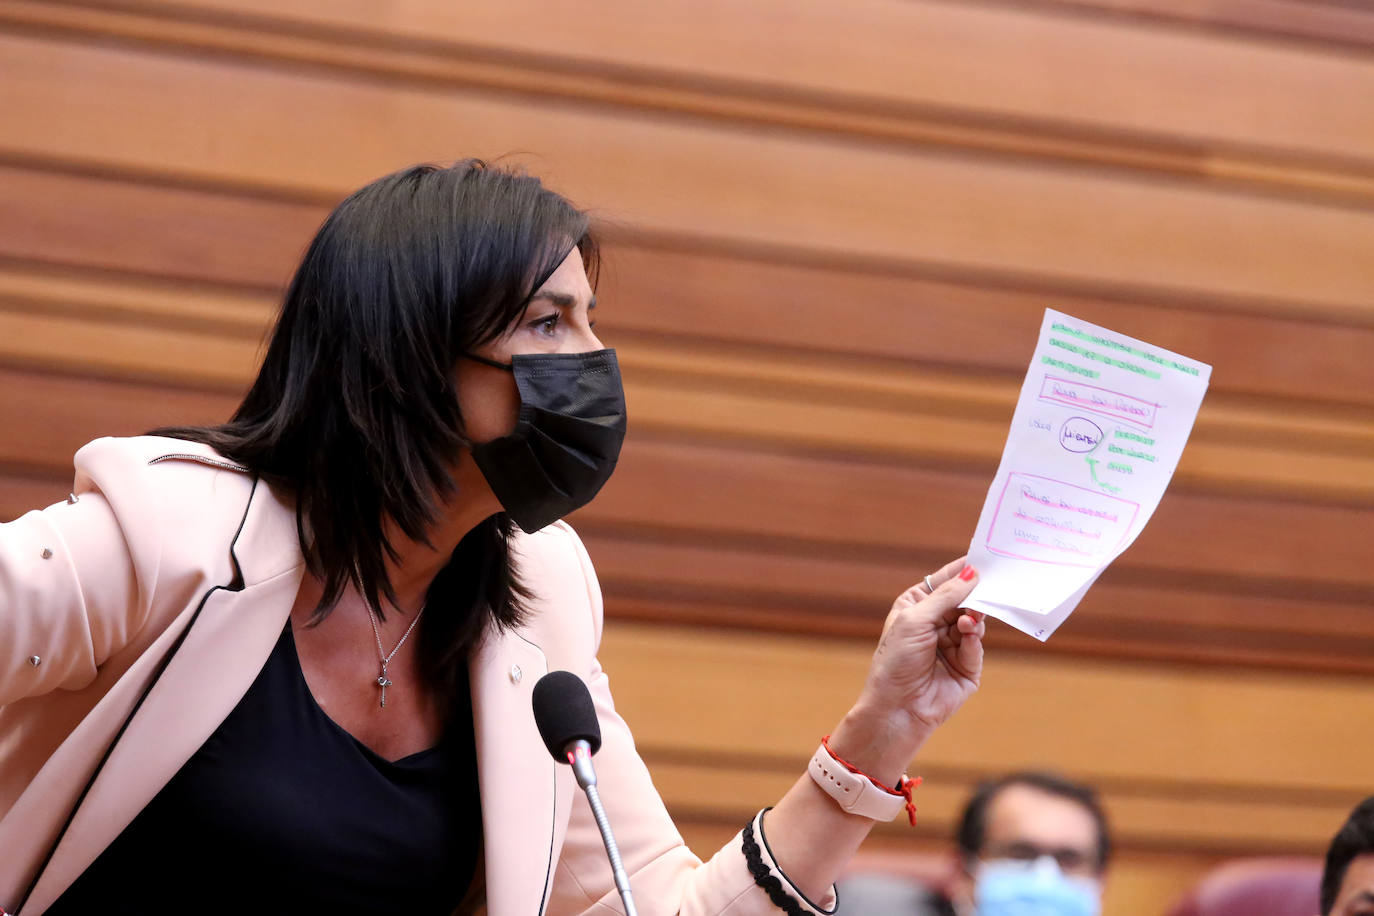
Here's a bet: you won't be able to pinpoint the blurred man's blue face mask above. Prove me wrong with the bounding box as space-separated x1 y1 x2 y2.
974 857 1101 916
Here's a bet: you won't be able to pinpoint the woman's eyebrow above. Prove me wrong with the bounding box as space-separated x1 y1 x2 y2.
529 291 595 310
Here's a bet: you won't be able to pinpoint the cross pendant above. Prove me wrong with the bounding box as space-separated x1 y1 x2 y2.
376 667 393 708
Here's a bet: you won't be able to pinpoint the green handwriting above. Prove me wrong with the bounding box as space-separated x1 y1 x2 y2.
1040 355 1100 379
1049 337 1162 380
1114 430 1155 446
1051 322 1199 377
1107 444 1157 463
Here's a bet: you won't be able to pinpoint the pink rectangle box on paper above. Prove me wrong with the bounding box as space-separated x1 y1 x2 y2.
1038 376 1158 429
986 473 1141 567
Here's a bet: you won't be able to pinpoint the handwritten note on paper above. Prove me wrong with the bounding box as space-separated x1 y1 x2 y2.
964 309 1211 641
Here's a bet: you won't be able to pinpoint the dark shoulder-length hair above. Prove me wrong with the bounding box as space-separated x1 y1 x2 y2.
1323 796 1374 915
154 160 598 706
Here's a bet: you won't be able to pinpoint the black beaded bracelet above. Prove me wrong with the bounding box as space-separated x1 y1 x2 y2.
742 814 809 916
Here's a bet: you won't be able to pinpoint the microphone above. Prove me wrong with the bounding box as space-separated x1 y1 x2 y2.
532 671 639 916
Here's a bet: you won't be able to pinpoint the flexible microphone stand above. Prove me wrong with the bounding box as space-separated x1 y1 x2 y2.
565 738 638 916
533 670 639 916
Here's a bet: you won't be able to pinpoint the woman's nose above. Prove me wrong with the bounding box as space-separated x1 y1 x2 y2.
577 324 605 353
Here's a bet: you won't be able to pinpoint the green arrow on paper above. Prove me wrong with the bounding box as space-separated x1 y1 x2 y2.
1085 456 1122 495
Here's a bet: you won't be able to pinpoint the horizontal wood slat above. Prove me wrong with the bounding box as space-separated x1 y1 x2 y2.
643 755 1355 854
2 33 1373 316
0 164 321 289
5 348 1367 584
2 368 1369 672
606 244 1374 409
0 469 71 517
577 532 1374 676
610 616 1367 915
7 165 1374 408
1031 0 1374 50
599 621 1374 810
4 0 1373 214
587 439 1374 588
9 450 1369 676
3 266 1371 505
0 367 234 474
619 378 1374 504
30 0 1374 170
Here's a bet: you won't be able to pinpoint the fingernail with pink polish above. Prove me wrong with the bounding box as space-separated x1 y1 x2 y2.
959 566 977 581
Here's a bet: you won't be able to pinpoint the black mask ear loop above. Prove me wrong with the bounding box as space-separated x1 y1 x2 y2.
463 352 515 371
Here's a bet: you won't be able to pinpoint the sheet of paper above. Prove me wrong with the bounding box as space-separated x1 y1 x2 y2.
964 309 1211 641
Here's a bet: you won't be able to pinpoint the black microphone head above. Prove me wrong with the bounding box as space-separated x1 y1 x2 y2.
532 670 602 761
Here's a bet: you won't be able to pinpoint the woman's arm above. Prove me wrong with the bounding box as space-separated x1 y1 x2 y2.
0 484 144 706
551 523 982 914
762 558 983 902
0 437 243 707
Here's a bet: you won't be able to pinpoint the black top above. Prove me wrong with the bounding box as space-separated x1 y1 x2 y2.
48 623 481 916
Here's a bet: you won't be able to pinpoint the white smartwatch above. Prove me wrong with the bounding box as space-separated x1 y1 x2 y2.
807 741 908 821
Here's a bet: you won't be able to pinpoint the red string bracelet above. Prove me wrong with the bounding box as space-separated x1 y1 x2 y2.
821 734 923 826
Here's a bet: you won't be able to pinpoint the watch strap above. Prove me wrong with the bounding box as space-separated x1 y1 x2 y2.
807 742 906 821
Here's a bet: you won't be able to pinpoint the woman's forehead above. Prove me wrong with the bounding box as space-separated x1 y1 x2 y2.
534 247 591 300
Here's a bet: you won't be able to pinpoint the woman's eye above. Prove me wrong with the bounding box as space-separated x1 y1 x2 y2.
530 313 561 336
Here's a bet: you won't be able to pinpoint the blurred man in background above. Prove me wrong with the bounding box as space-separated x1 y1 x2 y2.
837 771 1110 914
952 771 1111 916
1321 796 1374 916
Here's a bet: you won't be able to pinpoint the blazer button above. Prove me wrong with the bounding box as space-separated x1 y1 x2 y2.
509 664 523 684
41 548 53 559
28 656 41 666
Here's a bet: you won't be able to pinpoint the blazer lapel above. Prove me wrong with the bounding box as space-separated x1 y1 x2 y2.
22 478 305 915
470 628 575 916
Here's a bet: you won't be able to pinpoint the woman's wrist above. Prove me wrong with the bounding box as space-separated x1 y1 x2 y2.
824 702 935 788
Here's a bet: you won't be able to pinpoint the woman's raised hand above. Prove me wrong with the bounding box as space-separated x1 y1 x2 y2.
826 557 984 783
721 558 986 897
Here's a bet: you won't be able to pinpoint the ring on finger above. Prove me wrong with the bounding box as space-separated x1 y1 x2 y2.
924 574 937 593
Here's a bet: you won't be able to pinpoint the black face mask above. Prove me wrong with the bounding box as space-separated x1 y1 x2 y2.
465 348 627 533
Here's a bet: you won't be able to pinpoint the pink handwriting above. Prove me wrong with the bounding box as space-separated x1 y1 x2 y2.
1038 376 1158 429
987 473 1141 568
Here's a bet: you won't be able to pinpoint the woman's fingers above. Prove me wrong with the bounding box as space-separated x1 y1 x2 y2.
953 611 985 679
923 572 983 678
892 565 979 641
915 556 971 596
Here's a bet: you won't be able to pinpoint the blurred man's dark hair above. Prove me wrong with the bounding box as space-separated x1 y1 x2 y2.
1321 796 1374 915
955 770 1112 873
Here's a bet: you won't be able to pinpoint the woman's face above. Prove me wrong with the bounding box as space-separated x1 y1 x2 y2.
456 246 603 444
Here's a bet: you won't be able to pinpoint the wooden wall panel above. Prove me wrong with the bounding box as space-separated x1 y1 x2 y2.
597 622 1370 849
1031 0 1374 50
2 354 1370 673
47 0 1374 166
608 245 1374 408
0 165 320 290
590 439 1374 587
0 367 234 473
2 3 1372 911
2 33 1374 315
1 184 1370 673
6 167 1372 412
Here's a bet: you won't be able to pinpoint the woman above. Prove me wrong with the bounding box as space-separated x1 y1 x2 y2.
0 161 984 915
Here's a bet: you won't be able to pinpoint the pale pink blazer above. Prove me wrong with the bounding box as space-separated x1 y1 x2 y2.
0 437 834 915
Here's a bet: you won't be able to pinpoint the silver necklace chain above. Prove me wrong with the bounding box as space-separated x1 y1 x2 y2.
366 605 424 709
